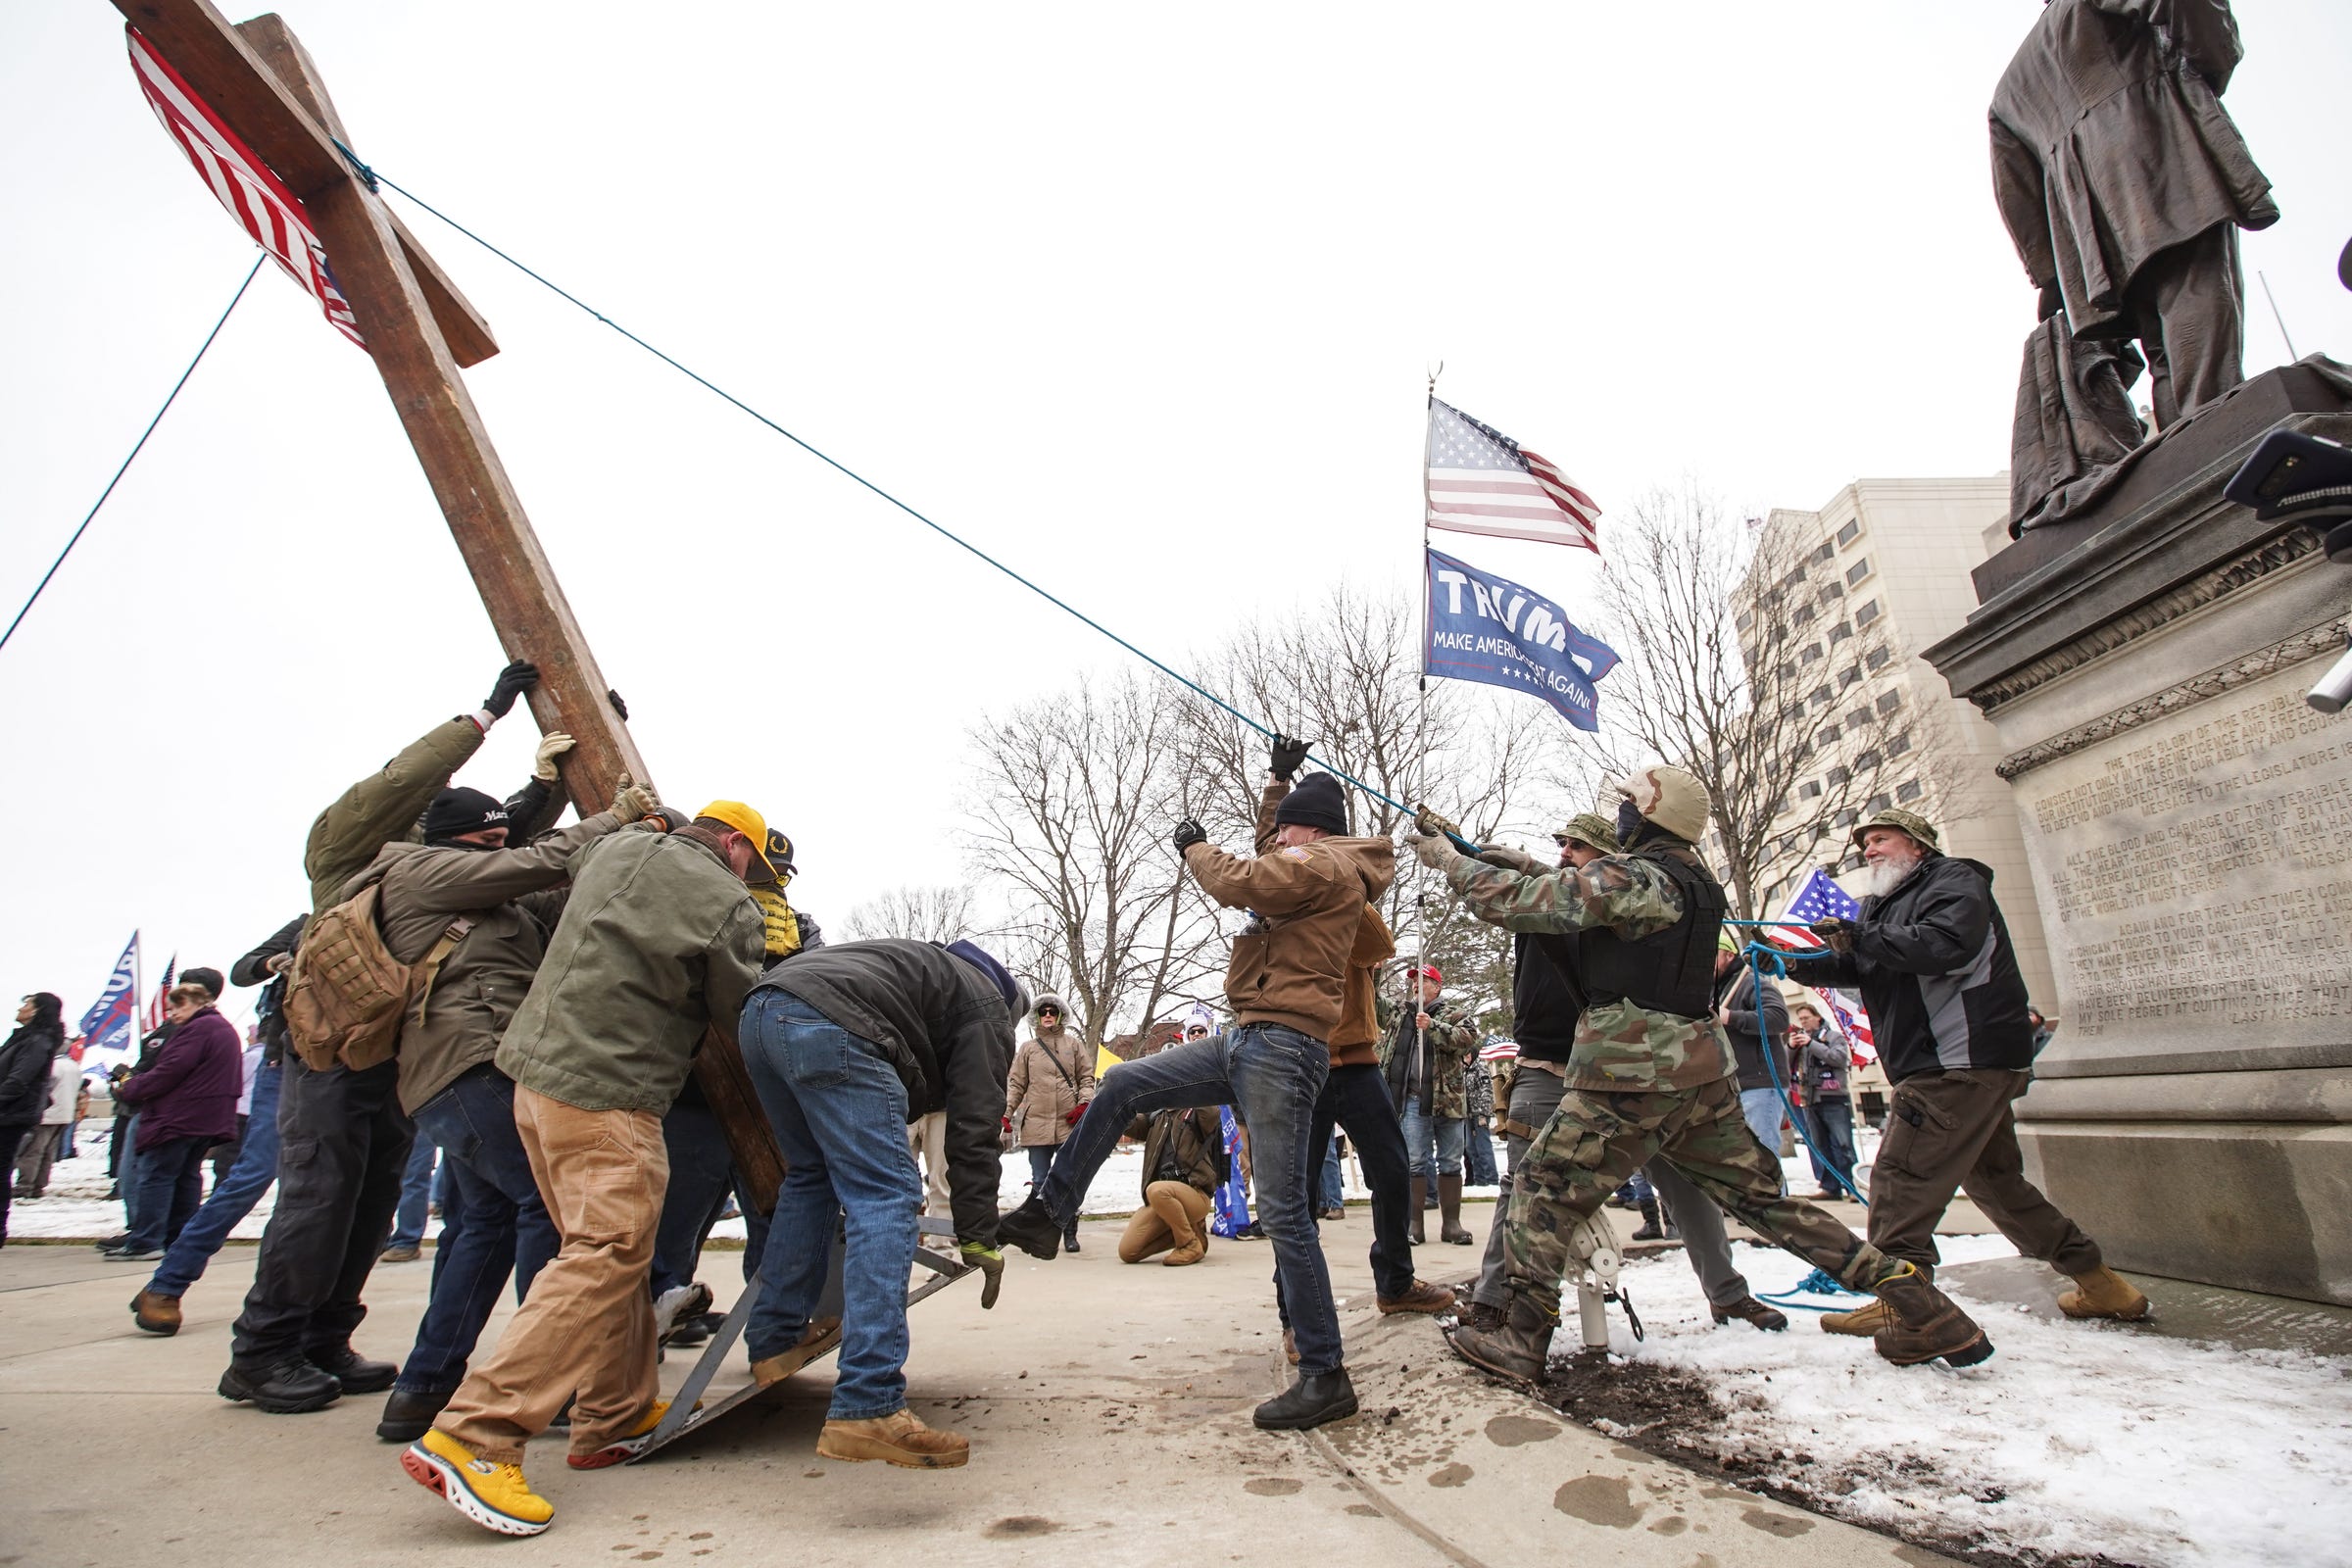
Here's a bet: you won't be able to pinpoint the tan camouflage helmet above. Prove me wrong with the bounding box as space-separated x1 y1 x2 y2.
1850 806 1939 854
1551 811 1620 855
1610 764 1710 842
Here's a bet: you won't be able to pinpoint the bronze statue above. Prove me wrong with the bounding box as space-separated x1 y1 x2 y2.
1993 0 2278 531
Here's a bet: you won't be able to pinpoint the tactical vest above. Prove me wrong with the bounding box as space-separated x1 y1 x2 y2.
1577 842 1727 1019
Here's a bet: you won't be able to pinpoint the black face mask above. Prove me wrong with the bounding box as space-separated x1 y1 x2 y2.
1615 799 1644 846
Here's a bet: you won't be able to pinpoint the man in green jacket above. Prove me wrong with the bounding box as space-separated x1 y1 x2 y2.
224 660 553 1416
407 801 769 1539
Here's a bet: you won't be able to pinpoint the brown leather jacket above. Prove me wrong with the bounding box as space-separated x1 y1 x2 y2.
1126 1106 1225 1197
1185 779 1396 1045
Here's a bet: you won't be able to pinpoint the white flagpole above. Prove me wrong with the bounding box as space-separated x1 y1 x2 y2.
1414 367 1442 1102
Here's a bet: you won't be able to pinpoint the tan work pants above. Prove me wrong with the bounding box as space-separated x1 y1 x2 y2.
435 1087 668 1464
906 1110 952 1220
1118 1181 1211 1262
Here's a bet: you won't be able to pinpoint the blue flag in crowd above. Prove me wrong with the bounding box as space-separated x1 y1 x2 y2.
1423 547 1620 731
78 933 140 1057
1210 1105 1252 1239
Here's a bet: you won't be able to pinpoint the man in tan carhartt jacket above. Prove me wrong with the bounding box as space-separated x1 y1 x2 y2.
1000 739 1392 1434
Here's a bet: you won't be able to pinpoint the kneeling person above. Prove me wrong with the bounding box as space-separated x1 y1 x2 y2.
1119 1106 1224 1265
737 937 1021 1468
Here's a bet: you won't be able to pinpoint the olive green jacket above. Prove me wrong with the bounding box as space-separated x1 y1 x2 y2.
496 830 765 1114
304 717 486 915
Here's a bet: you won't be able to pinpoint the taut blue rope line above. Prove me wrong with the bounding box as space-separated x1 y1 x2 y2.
1732 928 1870 1207
334 140 1456 835
2 253 266 658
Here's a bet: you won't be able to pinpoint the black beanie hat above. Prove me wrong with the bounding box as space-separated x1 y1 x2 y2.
1273 772 1348 836
423 786 511 844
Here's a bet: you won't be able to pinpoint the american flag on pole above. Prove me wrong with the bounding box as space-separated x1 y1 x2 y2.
1478 1035 1519 1062
1775 870 1878 1062
1425 398 1599 553
142 954 178 1036
126 26 366 350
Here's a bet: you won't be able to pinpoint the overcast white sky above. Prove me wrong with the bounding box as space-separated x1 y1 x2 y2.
4 2 2347 1024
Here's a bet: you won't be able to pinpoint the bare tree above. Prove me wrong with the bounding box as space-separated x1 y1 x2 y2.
1175 583 1546 958
961 670 1225 1047
1583 484 1962 919
842 884 981 945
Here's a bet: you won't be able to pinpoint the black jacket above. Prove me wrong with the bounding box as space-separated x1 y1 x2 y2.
1784 856 2034 1083
0 1022 64 1126
1510 933 1584 1064
234 914 304 1065
1716 966 1791 1092
760 939 1015 1245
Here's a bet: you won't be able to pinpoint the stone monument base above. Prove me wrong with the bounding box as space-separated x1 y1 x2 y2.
1928 362 2352 1307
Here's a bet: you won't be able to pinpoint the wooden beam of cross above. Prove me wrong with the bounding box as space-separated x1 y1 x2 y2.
114 0 786 1210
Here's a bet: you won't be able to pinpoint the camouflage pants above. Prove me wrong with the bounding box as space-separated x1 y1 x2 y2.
1504 1075 1889 1320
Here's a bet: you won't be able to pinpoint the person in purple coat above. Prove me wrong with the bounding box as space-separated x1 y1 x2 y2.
109 985 242 1262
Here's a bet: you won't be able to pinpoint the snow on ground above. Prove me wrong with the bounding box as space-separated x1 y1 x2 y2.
1593 1235 2352 1568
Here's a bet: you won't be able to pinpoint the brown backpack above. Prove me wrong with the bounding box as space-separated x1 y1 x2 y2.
282 875 473 1074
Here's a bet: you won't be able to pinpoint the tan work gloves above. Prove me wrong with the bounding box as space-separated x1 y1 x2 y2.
610 776 660 823
532 731 575 782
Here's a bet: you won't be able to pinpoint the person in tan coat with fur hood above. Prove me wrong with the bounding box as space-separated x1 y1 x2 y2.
1004 995 1094 1250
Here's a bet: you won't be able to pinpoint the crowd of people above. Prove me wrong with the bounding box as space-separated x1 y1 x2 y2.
0 663 2157 1541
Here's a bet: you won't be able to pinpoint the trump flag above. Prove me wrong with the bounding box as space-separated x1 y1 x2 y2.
1424 548 1619 731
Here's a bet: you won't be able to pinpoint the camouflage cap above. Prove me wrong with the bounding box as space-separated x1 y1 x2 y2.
1850 807 1939 854
1551 811 1621 854
1609 764 1709 842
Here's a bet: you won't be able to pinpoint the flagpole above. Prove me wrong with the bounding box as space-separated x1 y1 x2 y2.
1415 365 1442 1096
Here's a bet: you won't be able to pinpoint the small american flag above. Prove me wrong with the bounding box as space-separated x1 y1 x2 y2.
1478 1035 1519 1062
142 954 177 1035
127 26 366 350
1775 870 1879 1062
1425 398 1598 553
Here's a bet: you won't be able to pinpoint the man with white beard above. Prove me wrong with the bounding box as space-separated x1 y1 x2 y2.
1782 809 2151 1332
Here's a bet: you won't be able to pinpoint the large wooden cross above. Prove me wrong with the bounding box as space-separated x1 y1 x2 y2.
115 0 784 1208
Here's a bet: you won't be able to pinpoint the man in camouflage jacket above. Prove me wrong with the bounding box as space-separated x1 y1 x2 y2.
1376 969 1480 1244
1407 765 1994 1376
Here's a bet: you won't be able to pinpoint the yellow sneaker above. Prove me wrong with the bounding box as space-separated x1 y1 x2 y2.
402 1428 554 1537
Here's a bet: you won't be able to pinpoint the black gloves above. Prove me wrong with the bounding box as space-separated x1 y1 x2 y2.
482 660 539 718
1269 733 1311 781
1172 818 1206 854
608 687 629 721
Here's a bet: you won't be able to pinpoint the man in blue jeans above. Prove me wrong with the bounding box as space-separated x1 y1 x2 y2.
381 1137 439 1262
737 937 1020 1468
1000 764 1396 1432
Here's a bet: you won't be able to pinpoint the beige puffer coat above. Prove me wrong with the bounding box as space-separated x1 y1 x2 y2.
1004 996 1095 1147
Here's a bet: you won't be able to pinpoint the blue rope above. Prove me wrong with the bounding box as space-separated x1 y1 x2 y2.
2 254 265 658
1738 932 1870 1207
336 142 1471 838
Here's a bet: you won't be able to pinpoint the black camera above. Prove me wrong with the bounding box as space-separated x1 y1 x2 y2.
2224 429 2352 713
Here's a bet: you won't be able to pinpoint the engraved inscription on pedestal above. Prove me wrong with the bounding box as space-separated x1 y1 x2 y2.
2015 662 2352 1066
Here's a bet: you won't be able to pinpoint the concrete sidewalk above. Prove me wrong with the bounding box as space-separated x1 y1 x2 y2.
0 1201 1954 1567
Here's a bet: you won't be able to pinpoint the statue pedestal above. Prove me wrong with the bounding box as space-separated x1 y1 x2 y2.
1927 364 2352 1306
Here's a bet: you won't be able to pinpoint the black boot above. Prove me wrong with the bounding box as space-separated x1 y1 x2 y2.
1408 1177 1427 1246
1445 1288 1557 1382
1063 1222 1081 1254
1629 1200 1664 1242
219 1356 342 1414
1438 1175 1473 1245
995 1194 1062 1259
1253 1368 1357 1430
376 1386 454 1443
308 1344 399 1395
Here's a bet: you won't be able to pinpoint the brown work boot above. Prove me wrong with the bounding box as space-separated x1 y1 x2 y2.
1459 1300 1504 1332
1438 1175 1474 1245
751 1316 841 1387
1161 1239 1206 1266
130 1289 182 1337
1709 1295 1789 1332
2058 1265 2151 1322
1445 1289 1556 1383
1377 1278 1454 1315
1282 1327 1298 1365
817 1408 969 1468
1819 1297 1891 1336
1871 1262 1994 1367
